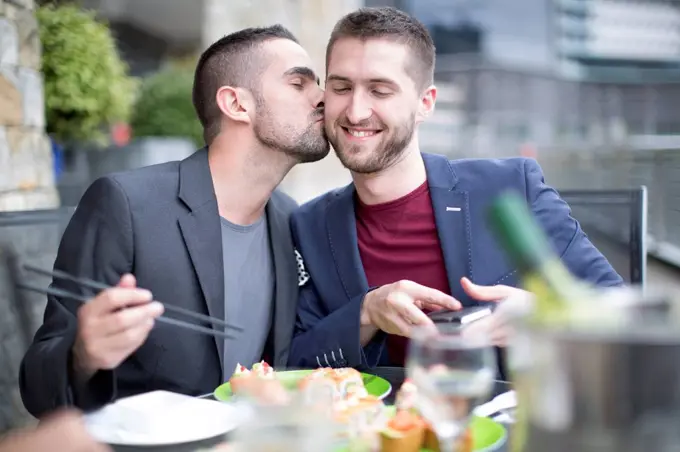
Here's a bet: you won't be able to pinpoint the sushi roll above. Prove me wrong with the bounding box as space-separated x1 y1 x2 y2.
299 367 366 401
336 392 386 450
299 369 339 404
335 394 385 425
229 363 253 395
251 360 275 379
229 361 275 395
457 427 474 452
422 425 437 450
423 425 473 452
379 410 426 452
333 368 364 397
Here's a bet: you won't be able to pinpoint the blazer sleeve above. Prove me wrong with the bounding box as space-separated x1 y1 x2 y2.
286 218 386 370
19 176 134 418
524 159 624 287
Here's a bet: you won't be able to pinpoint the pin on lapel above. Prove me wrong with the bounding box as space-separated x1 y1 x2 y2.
294 249 310 286
446 206 462 212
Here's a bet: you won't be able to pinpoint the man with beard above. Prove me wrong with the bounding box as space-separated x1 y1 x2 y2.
20 25 329 418
286 7 623 370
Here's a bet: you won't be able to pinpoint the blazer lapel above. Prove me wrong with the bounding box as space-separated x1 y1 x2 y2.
265 197 298 367
424 154 474 306
326 187 369 298
176 149 225 374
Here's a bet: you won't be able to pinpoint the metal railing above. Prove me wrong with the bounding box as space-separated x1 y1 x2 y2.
536 147 680 269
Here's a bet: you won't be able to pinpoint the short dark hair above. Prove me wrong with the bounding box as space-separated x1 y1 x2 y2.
192 25 298 145
326 7 435 91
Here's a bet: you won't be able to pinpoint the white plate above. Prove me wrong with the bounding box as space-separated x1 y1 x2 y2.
84 390 252 446
474 390 517 418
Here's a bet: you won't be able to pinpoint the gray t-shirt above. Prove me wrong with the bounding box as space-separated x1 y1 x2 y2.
220 214 274 380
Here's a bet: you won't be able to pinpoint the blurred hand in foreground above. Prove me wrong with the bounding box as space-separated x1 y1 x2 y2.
0 409 110 452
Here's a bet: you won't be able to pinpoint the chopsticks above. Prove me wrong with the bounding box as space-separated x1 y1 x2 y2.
17 264 243 341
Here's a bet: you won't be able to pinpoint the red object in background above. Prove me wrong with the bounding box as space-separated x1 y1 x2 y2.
112 122 131 146
519 143 537 158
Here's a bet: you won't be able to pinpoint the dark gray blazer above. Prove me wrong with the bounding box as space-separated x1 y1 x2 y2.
19 148 300 418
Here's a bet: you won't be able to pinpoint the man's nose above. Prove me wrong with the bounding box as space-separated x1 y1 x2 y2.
346 93 372 124
312 87 324 109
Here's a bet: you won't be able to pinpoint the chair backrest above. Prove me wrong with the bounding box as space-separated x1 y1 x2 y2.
0 207 76 338
558 187 648 288
0 207 75 432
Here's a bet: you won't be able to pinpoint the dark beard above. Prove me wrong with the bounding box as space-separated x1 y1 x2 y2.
330 114 415 174
253 96 329 163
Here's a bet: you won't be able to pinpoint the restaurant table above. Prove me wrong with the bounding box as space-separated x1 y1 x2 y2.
105 366 513 452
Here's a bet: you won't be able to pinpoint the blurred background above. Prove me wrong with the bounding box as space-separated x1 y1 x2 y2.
1 0 680 436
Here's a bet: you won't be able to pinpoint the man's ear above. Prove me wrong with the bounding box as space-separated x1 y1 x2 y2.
215 86 254 125
415 85 437 124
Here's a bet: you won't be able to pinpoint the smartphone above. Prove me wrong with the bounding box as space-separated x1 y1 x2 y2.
427 306 493 325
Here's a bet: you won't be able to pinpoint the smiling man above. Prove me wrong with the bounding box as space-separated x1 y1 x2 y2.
286 7 623 371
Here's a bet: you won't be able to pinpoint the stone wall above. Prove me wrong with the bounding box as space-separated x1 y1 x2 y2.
0 0 59 212
0 0 61 433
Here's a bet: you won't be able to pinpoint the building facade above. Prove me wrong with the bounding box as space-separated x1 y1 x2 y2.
367 0 680 157
556 0 680 82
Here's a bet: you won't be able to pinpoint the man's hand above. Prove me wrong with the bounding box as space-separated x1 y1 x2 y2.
0 409 110 452
360 280 461 342
460 277 533 347
72 274 163 381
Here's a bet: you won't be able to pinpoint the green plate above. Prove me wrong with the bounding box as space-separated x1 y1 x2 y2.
213 369 392 402
467 416 507 451
336 406 507 452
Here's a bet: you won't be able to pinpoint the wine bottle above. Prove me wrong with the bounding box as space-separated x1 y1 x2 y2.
487 190 626 452
486 190 581 452
486 190 593 324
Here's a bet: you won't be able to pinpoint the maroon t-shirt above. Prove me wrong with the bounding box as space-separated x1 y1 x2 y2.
356 181 451 366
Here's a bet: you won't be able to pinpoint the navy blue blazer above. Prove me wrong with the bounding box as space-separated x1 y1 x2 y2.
287 153 623 370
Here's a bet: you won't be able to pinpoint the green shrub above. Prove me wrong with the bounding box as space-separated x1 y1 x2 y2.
130 66 203 147
37 4 137 144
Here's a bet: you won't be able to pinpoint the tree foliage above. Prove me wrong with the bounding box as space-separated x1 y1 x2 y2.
37 4 137 144
130 66 203 147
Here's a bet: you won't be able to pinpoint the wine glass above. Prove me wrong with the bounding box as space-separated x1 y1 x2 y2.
407 323 497 451
227 378 340 452
228 393 339 452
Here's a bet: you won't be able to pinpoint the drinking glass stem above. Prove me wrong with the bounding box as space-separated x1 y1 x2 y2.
437 432 459 452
